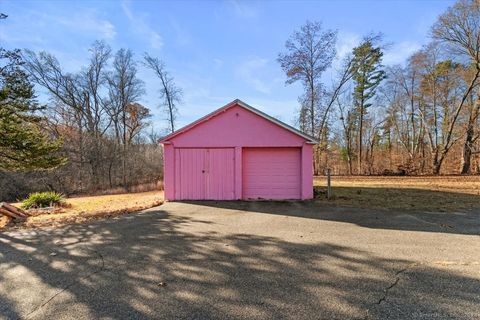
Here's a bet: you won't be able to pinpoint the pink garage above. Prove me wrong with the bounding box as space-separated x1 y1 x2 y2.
160 99 317 201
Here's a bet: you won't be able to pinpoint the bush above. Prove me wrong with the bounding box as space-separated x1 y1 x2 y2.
21 191 65 209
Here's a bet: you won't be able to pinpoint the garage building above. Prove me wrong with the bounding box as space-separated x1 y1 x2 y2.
160 99 317 200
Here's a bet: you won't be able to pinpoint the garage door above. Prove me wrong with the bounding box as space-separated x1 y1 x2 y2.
242 148 301 200
175 148 235 200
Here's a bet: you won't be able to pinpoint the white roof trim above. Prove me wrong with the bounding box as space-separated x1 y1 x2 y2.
159 99 319 144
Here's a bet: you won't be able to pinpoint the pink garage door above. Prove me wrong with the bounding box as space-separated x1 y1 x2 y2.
175 148 235 200
242 148 301 200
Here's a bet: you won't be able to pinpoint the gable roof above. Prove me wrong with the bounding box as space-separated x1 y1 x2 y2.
159 99 318 144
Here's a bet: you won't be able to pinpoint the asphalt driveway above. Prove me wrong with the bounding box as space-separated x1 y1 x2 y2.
1 201 479 319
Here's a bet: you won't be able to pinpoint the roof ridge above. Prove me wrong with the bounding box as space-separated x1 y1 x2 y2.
159 99 318 144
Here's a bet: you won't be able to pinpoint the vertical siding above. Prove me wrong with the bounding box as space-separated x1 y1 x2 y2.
163 144 175 200
176 149 206 200
176 148 235 200
242 148 301 200
234 147 242 200
174 148 181 199
301 144 314 199
206 149 235 200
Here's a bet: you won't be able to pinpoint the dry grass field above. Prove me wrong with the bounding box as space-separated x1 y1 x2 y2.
0 191 163 230
314 175 480 211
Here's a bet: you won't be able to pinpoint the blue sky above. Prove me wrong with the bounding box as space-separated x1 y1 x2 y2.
1 0 455 131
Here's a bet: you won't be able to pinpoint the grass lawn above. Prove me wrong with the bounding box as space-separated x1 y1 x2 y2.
0 191 163 230
314 175 480 211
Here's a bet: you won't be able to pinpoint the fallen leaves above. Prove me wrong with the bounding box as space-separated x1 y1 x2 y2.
2 191 164 231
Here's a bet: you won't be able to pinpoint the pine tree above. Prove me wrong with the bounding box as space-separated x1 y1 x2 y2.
0 48 65 170
351 38 386 174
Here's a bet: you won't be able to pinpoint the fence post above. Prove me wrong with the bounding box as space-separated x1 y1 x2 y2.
327 168 331 199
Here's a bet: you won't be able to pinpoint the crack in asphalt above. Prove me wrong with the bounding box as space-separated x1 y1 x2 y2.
376 269 405 305
364 263 418 320
21 248 105 320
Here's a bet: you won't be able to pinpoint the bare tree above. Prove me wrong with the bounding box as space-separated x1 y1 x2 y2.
388 64 422 161
143 54 182 133
414 44 467 174
19 43 160 194
432 0 480 173
107 49 145 188
278 21 337 138
125 103 151 144
24 41 112 188
320 55 355 139
337 91 356 174
382 59 429 173
107 49 145 144
313 55 355 173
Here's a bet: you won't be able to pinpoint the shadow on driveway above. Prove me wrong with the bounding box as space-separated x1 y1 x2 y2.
181 199 480 236
0 206 479 319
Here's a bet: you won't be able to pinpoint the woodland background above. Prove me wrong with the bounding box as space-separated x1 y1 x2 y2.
0 0 479 201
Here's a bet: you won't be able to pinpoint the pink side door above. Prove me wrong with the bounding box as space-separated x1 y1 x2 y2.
175 148 206 200
205 148 235 200
175 148 235 200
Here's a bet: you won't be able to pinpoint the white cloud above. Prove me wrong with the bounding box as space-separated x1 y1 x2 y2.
0 9 116 45
323 31 360 82
335 32 360 61
121 1 163 50
228 0 258 18
150 33 163 50
236 57 271 94
56 13 116 40
383 41 422 65
169 18 192 46
327 33 420 79
213 58 224 69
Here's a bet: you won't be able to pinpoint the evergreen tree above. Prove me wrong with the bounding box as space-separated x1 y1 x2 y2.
0 48 65 170
351 37 386 174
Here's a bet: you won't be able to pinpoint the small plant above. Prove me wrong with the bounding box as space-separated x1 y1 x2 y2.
21 192 65 209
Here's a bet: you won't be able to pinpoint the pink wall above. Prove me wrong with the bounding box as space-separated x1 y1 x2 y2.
301 144 314 199
163 144 175 200
162 103 314 200
169 105 306 147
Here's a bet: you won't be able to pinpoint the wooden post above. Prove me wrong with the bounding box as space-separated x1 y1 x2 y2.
1 202 27 217
0 202 28 220
327 168 331 199
0 207 24 220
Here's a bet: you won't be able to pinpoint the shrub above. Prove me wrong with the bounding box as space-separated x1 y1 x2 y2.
21 191 65 209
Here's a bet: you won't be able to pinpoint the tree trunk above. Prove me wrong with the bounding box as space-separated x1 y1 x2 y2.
313 146 320 175
346 131 353 175
432 153 442 175
347 139 353 175
460 123 474 174
357 105 364 175
310 81 316 175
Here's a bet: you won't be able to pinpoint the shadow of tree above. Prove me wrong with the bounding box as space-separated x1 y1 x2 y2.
183 198 480 236
313 185 480 212
0 207 479 319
